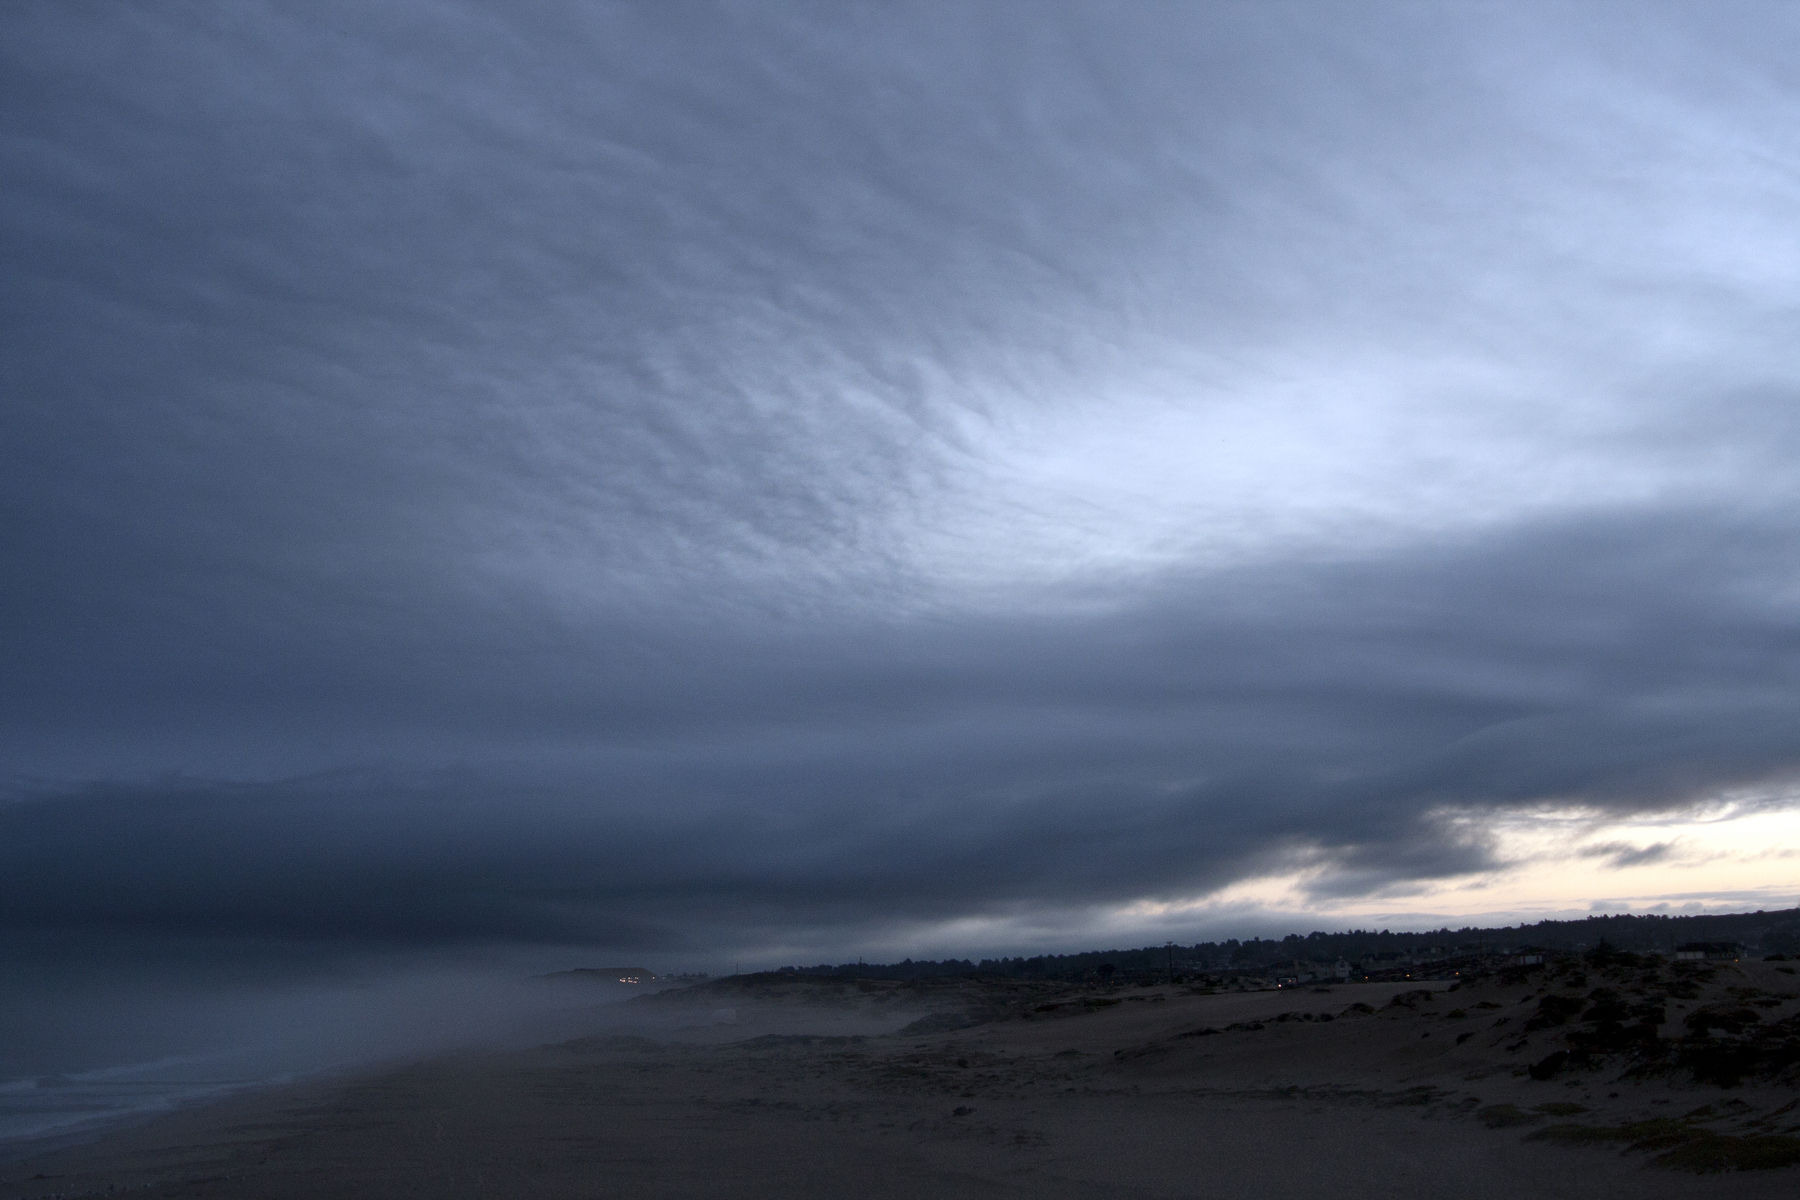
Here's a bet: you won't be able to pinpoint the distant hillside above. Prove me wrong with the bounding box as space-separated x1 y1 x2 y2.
775 907 1800 983
540 966 658 983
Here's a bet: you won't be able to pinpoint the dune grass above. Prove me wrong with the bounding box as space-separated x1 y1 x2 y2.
1528 1118 1800 1172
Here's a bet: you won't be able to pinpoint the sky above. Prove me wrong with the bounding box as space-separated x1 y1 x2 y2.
4 0 1799 978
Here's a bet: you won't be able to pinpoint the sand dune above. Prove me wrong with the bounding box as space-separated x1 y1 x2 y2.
6 957 1798 1198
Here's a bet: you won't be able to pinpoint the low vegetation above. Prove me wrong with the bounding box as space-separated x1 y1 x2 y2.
1529 1120 1800 1173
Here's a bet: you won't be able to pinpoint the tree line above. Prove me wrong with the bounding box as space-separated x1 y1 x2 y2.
774 907 1800 981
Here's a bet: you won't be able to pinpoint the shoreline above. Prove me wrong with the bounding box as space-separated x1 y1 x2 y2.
6 965 1797 1198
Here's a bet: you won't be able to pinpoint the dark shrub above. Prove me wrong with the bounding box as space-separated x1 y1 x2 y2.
1529 1050 1570 1080
1525 993 1585 1031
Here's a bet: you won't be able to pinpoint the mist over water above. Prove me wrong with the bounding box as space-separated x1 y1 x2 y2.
0 944 652 1151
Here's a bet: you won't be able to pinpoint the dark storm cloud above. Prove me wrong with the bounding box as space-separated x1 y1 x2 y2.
5 2 1800 961
6 505 1798 955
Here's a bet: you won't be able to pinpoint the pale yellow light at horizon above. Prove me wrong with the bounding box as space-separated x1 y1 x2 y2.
1117 799 1800 931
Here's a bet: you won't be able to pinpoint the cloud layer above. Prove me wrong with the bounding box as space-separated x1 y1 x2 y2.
5 1 1799 964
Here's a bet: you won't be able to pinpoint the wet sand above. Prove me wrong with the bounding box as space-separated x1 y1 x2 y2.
6 962 1798 1198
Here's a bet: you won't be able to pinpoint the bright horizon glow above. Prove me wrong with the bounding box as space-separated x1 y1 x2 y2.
1111 798 1800 936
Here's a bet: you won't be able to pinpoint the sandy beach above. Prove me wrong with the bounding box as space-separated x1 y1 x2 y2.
6 957 1798 1199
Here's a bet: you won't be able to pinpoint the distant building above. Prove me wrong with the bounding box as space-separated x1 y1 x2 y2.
542 966 659 984
1675 942 1742 962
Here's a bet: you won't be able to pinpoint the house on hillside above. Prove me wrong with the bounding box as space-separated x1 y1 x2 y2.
1674 942 1742 962
546 966 659 984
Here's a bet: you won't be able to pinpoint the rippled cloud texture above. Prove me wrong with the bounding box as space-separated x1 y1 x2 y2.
5 1 1799 969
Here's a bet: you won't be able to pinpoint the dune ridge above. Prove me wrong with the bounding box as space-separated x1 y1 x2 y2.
5 953 1798 1198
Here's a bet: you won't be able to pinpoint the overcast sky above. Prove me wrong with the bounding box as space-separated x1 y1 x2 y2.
5 1 1799 972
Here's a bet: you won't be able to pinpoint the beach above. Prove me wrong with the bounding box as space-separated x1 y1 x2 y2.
6 959 1798 1198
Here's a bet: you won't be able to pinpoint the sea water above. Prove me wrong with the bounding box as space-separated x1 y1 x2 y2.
0 962 651 1158
0 1050 284 1149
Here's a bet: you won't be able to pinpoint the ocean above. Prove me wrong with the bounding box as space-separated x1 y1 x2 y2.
0 1050 287 1149
0 960 653 1158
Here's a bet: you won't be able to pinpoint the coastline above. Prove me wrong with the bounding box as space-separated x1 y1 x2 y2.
6 965 1797 1199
